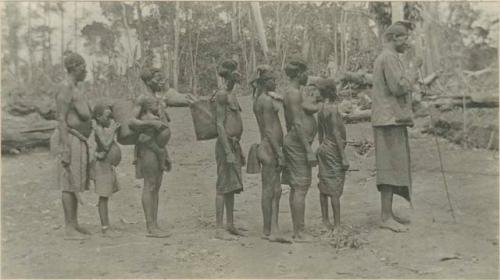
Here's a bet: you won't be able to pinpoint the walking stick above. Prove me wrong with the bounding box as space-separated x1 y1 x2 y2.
417 68 457 223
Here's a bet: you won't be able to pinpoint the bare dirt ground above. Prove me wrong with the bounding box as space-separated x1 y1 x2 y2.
2 95 498 278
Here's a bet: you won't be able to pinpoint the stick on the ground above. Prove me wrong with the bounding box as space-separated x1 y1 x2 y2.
431 119 457 223
419 68 457 223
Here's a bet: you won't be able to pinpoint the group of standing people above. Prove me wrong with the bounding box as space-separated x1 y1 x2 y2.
54 21 419 242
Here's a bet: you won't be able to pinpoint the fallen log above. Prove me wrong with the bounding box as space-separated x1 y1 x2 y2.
1 113 57 153
7 96 56 120
424 95 498 109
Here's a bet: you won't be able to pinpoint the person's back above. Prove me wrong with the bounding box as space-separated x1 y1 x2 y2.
318 103 345 148
255 92 283 149
283 85 317 144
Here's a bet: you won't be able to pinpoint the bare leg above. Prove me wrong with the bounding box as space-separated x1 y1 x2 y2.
62 191 87 240
289 187 296 234
379 185 408 232
152 174 163 229
98 196 109 228
143 176 170 238
72 192 90 235
269 182 291 243
215 193 234 240
320 193 333 230
142 178 155 233
261 175 273 237
216 193 225 229
331 195 341 229
98 196 121 237
271 181 282 233
292 186 314 242
225 193 245 236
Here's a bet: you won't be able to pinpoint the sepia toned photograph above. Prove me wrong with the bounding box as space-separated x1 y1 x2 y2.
1 1 498 278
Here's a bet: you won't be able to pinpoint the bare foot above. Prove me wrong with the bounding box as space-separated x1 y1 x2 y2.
322 220 334 231
392 214 411 225
146 228 171 238
226 226 246 236
75 225 91 235
215 229 236 241
102 227 122 238
64 228 89 240
380 218 409 233
269 234 293 244
293 232 316 243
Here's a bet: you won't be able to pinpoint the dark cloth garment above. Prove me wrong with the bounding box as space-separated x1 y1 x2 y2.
373 125 412 202
215 137 244 194
91 160 119 197
316 103 346 197
57 130 90 193
317 139 345 197
282 132 312 188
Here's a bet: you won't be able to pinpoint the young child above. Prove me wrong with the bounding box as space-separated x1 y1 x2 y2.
214 59 246 241
91 103 122 236
136 96 172 172
314 79 349 233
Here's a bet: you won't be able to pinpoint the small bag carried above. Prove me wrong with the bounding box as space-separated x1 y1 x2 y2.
190 93 218 141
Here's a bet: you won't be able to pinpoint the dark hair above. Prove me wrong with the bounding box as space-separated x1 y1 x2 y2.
284 56 307 79
92 103 111 120
140 67 162 84
315 78 337 100
218 59 240 90
63 52 85 73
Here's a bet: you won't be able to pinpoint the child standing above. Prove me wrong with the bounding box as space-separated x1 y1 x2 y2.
214 59 246 241
314 79 349 233
92 103 122 236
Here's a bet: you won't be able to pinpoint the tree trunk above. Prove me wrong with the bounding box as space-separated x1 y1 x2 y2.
302 25 309 60
391 2 405 23
193 30 200 95
343 11 348 70
74 1 78 52
136 2 145 62
60 4 64 71
333 7 338 67
249 9 257 74
250 2 268 62
121 3 133 67
231 2 238 43
46 2 52 69
422 2 442 77
173 1 180 90
275 2 281 61
340 9 344 67
27 2 34 83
